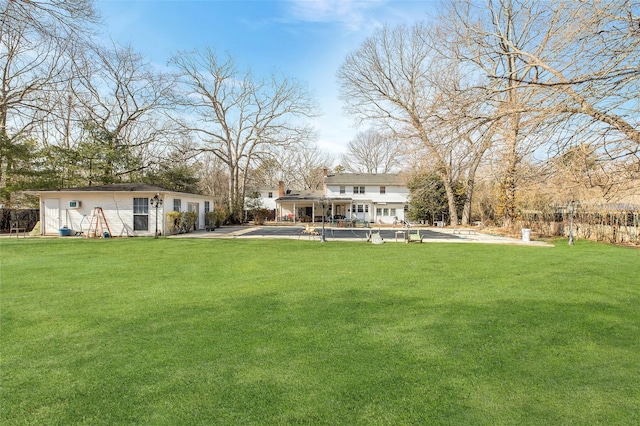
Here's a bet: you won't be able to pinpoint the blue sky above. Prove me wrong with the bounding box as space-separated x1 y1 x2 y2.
96 0 438 154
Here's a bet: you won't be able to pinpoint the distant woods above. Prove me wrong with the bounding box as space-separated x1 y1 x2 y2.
2 0 639 228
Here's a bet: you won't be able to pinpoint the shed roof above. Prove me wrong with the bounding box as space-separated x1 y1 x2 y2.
26 183 208 197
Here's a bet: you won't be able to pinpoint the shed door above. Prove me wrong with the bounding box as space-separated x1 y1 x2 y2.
187 202 199 230
44 198 60 235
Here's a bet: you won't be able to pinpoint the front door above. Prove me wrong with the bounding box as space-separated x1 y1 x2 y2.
43 198 60 235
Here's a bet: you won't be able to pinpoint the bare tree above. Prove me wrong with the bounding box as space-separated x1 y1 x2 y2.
247 142 334 191
195 151 229 208
436 0 562 225
444 0 640 219
289 143 334 190
493 0 640 160
341 129 404 174
0 0 98 200
338 23 494 225
170 48 318 221
70 42 176 183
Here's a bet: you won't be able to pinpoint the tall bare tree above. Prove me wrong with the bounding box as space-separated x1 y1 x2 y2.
0 0 98 201
70 42 176 183
247 142 334 191
445 0 640 217
338 23 495 225
341 129 404 174
170 48 318 221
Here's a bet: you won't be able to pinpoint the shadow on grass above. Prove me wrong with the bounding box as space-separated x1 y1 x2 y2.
6 286 637 425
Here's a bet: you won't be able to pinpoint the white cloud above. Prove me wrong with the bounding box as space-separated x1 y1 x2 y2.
284 0 385 31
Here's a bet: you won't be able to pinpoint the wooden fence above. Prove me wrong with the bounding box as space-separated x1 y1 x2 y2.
518 203 639 245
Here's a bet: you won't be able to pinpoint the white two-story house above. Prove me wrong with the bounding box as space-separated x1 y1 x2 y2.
324 173 409 224
273 173 409 224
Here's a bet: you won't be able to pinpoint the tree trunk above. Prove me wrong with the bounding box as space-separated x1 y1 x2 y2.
440 171 459 226
461 178 474 226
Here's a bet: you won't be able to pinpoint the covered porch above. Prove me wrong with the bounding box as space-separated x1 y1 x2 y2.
275 192 352 224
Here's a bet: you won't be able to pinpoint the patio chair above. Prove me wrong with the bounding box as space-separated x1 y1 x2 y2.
299 224 319 240
10 221 26 238
369 232 384 244
407 229 424 243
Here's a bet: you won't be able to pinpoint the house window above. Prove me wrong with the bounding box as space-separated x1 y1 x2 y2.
357 205 364 213
390 208 397 216
268 192 273 198
383 208 389 216
376 208 382 216
340 186 345 194
380 186 386 194
365 205 369 213
173 199 181 212
204 201 210 213
353 186 365 194
133 197 149 231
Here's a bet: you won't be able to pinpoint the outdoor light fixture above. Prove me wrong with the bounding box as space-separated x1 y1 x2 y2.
150 193 163 239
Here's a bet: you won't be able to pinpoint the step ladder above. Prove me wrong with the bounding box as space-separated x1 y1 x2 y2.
87 207 112 238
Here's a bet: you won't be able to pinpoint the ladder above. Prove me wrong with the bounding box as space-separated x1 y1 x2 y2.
87 207 112 238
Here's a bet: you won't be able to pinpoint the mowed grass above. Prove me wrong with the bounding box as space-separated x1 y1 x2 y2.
1 237 639 425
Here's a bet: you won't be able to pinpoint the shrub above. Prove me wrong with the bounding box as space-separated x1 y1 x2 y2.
166 211 198 234
212 209 229 227
182 211 198 232
252 208 271 225
205 211 217 229
166 211 182 234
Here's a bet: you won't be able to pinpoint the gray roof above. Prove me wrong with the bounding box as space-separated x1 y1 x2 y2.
324 173 406 186
56 183 168 192
29 183 207 197
276 189 324 202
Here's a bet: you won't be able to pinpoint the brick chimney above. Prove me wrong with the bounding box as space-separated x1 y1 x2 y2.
278 181 284 197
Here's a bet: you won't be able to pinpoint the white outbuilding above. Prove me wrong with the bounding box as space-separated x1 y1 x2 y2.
27 183 214 237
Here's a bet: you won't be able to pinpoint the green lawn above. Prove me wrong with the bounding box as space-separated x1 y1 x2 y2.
1 237 639 425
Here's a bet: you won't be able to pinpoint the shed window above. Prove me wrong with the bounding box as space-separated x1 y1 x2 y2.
133 198 149 231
